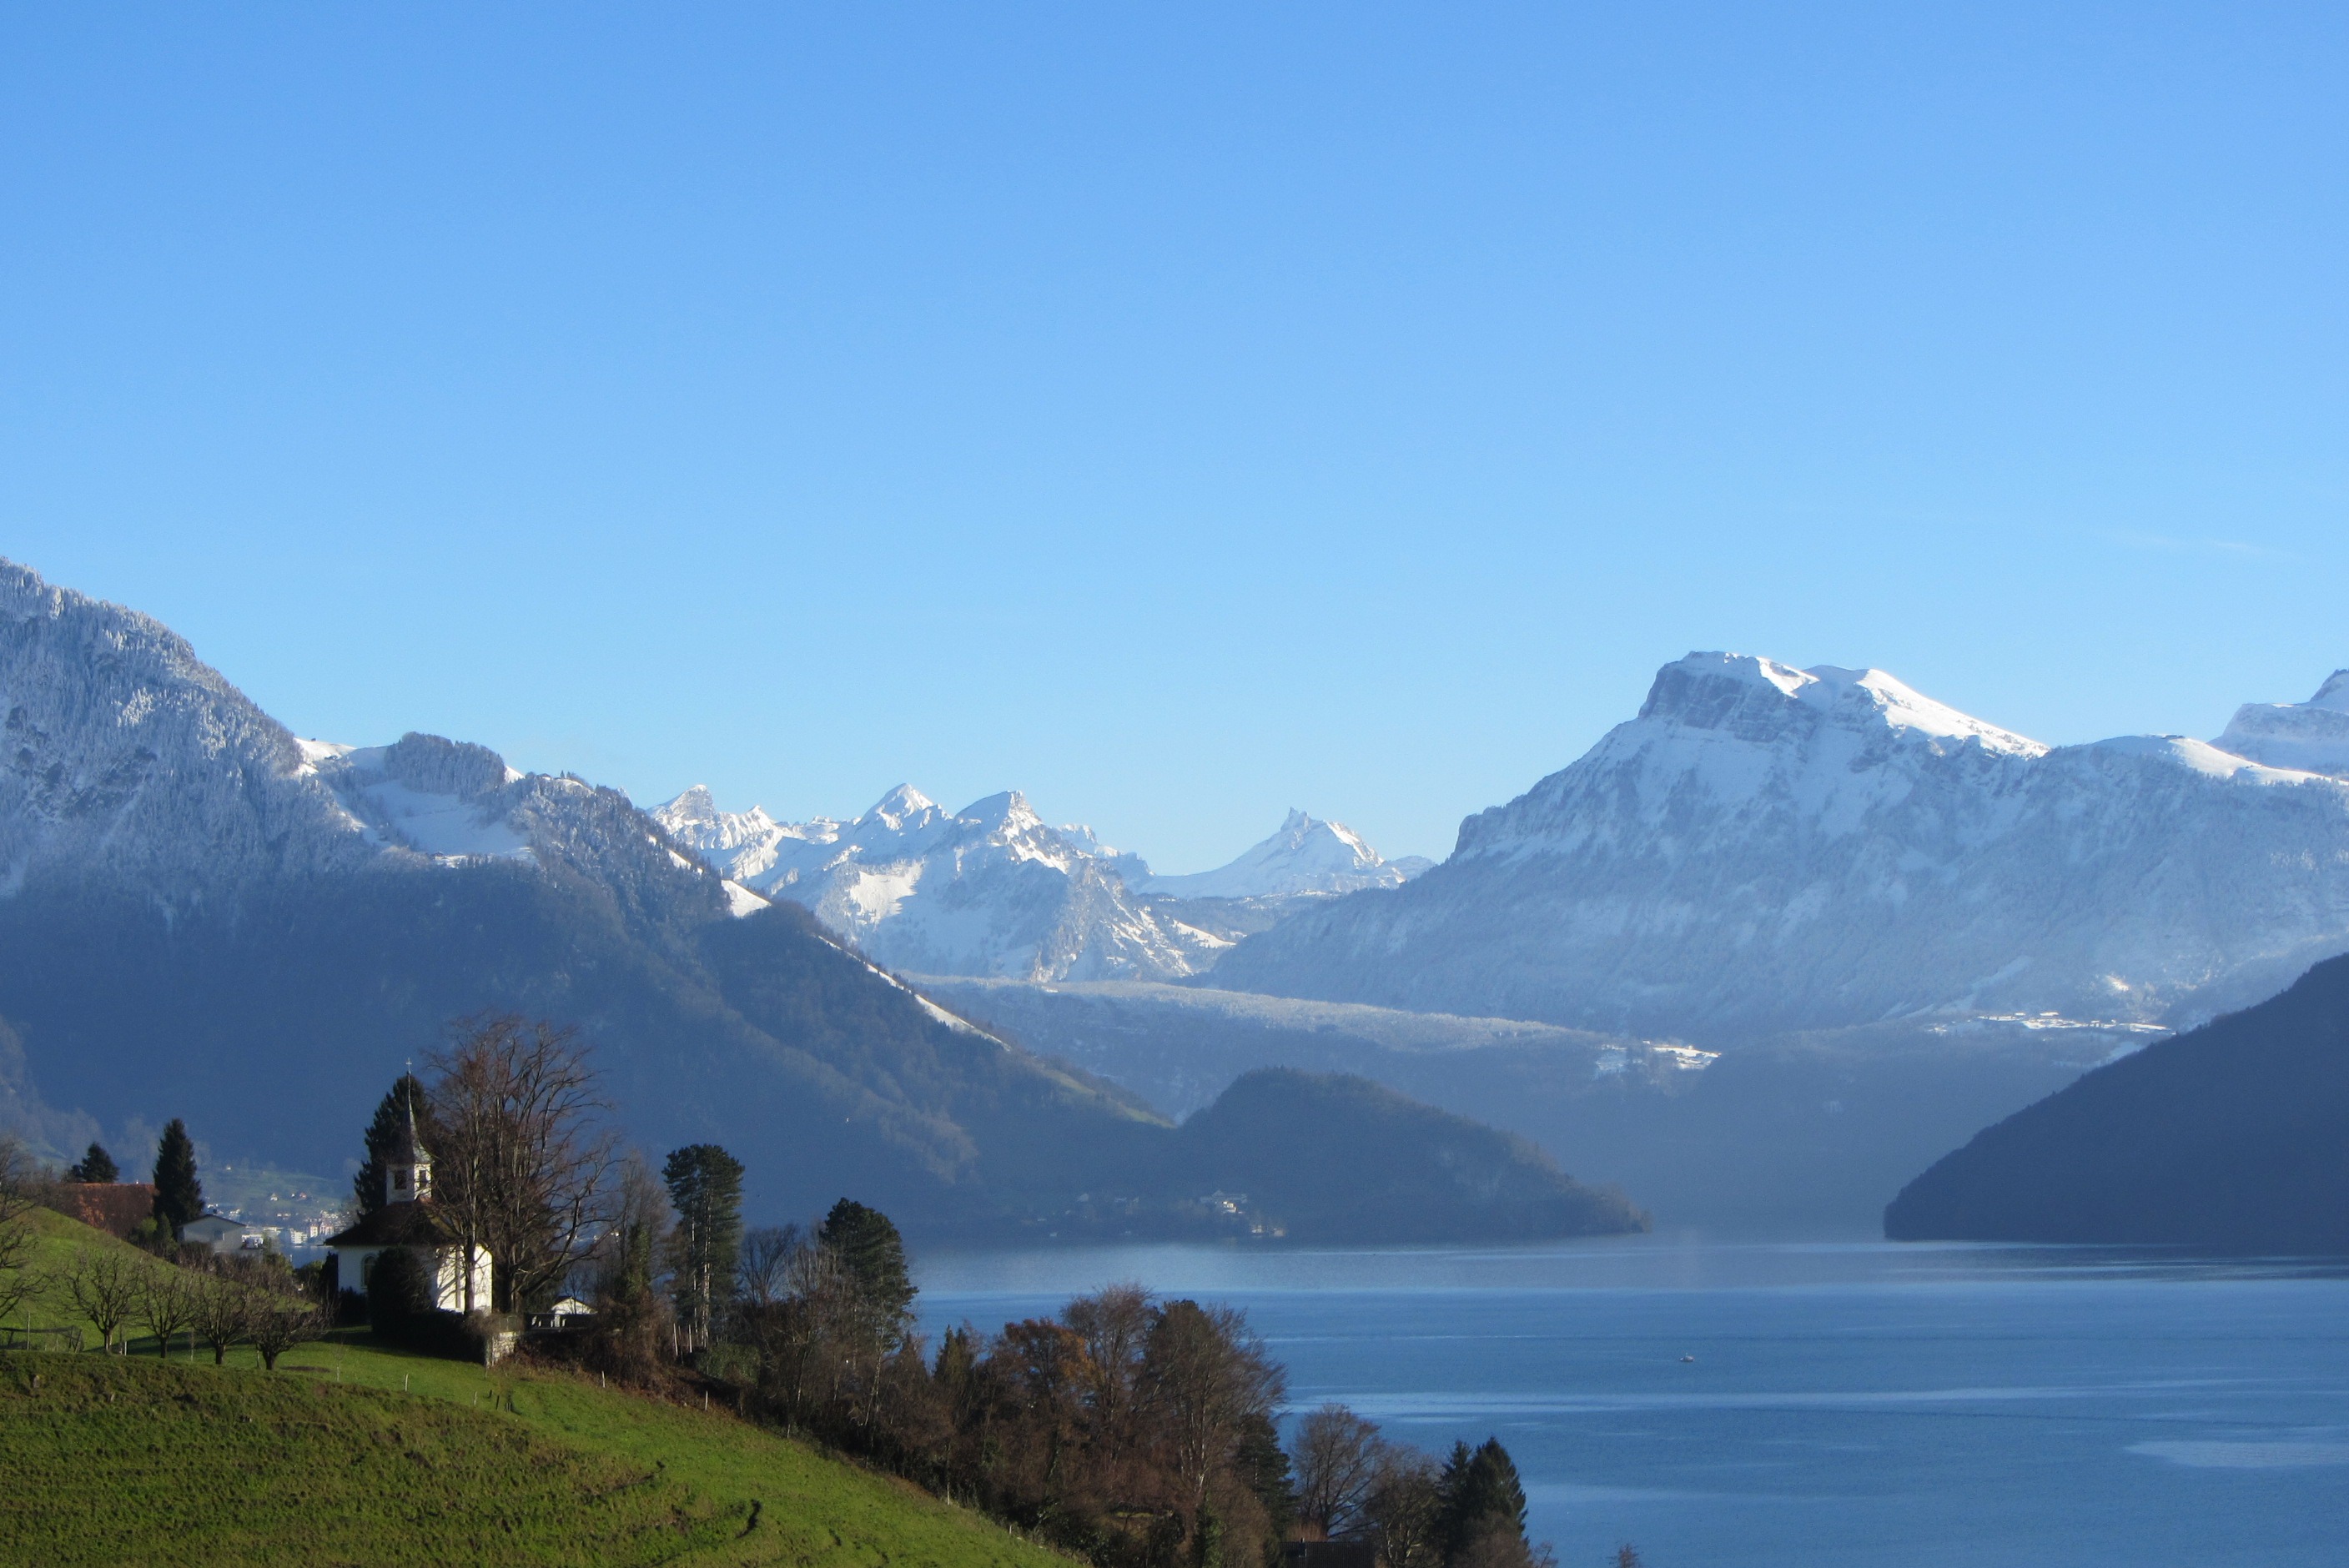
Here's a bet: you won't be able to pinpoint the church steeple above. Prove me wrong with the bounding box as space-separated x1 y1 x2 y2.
385 1084 432 1206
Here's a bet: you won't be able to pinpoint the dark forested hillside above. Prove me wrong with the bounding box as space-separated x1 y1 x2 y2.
1161 1068 1647 1241
1884 953 2349 1251
0 874 1635 1242
0 872 1163 1233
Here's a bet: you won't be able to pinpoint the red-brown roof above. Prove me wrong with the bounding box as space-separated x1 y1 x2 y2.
53 1183 154 1239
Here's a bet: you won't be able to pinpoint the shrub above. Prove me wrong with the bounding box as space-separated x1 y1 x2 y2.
365 1248 435 1341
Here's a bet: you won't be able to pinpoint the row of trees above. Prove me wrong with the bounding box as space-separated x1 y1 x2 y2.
334 1018 1552 1567
577 1155 1547 1568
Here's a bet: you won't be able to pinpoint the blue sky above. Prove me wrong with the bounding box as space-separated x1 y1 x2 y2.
3 5 2342 868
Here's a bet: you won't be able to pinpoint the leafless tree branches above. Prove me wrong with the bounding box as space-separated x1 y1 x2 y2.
61 1250 147 1354
427 1014 618 1314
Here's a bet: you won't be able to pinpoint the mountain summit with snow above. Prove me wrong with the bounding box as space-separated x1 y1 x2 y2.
654 789 1431 981
1210 651 2349 1038
2214 671 2349 778
656 785 1230 982
0 560 712 917
1142 809 1428 899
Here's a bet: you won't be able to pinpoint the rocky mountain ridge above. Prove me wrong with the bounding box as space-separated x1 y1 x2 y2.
655 787 1424 983
1210 654 2349 1040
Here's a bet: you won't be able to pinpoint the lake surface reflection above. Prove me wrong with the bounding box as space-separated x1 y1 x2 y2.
914 1237 2349 1567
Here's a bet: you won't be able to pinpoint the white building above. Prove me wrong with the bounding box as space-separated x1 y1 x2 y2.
179 1214 264 1254
321 1093 493 1314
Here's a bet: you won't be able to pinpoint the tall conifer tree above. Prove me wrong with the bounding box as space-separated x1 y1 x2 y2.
818 1197 915 1327
661 1143 744 1351
353 1073 435 1218
66 1143 118 1184
1435 1437 1529 1561
150 1119 202 1234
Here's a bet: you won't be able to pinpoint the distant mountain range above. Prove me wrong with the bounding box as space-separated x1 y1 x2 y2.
1210 653 2349 1041
0 557 1625 1243
654 787 1426 983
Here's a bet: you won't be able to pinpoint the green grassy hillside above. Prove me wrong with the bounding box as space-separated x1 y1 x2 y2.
1 1213 1068 1568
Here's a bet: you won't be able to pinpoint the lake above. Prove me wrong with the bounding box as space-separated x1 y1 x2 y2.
914 1236 2349 1568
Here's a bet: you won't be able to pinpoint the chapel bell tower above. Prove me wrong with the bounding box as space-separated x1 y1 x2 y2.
385 1088 432 1206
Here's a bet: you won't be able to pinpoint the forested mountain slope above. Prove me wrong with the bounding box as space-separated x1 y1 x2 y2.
1884 953 2349 1250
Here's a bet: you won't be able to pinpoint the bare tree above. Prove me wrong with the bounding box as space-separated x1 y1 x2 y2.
428 1015 617 1314
0 1245 44 1334
0 1135 41 1224
1139 1299 1287 1521
1063 1282 1155 1483
246 1290 325 1370
189 1271 252 1364
61 1250 148 1354
1292 1403 1388 1539
736 1224 799 1309
136 1265 199 1359
1364 1446 1444 1568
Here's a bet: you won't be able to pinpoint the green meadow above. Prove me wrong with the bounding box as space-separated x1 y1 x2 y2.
0 1212 1068 1568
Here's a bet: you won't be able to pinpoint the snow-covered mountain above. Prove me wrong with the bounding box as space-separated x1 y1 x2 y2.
2215 671 2349 778
1211 652 2349 1038
656 785 1230 981
0 558 727 925
1142 809 1430 898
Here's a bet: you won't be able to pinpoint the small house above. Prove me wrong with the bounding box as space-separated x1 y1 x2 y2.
530 1295 595 1330
179 1213 265 1254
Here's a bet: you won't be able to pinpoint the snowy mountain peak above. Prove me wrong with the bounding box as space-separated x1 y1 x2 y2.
660 782 1225 981
1217 651 2349 1036
958 790 1050 844
1639 653 2045 758
861 784 941 831
651 785 782 857
0 557 721 921
1144 807 1417 899
2214 669 2349 778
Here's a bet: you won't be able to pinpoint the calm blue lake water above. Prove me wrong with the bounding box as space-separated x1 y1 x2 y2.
913 1237 2349 1568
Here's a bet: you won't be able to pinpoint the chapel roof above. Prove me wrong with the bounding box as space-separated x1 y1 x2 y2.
322 1201 445 1249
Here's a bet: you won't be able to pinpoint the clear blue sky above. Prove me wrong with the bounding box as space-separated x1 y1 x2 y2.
3 5 2342 869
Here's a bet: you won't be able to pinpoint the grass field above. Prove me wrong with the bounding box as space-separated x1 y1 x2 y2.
0 1210 1069 1568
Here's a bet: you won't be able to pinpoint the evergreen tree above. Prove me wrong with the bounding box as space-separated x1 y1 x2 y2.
150 1119 203 1234
661 1143 744 1352
66 1142 118 1184
1435 1438 1528 1562
352 1073 435 1218
818 1197 915 1329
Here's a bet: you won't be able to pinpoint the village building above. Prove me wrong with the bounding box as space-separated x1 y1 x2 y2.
179 1213 265 1254
320 1093 492 1313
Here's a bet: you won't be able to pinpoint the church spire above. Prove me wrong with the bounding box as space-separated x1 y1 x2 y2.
385 1082 432 1206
